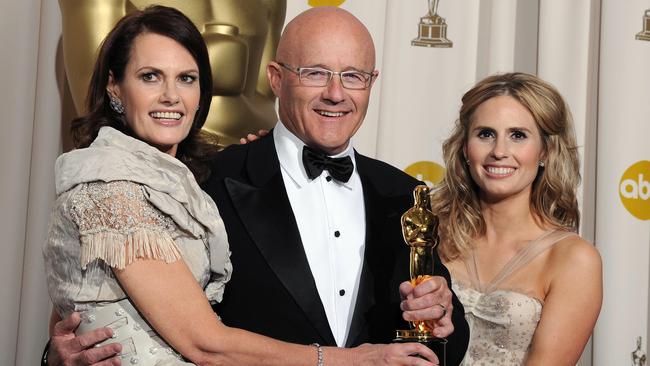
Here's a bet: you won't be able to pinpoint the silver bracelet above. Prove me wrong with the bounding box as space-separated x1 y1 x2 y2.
310 343 324 366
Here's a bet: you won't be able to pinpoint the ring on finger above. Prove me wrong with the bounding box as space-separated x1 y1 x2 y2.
436 303 447 317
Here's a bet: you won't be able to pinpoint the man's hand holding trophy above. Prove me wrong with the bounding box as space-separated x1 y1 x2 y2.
395 185 448 365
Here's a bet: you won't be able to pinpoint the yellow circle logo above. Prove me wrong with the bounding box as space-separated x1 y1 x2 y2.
404 161 446 187
619 160 650 220
308 0 346 6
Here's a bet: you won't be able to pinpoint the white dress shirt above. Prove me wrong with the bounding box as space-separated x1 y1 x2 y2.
274 123 366 346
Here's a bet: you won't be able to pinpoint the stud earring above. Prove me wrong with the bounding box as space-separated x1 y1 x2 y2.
109 97 124 114
538 161 545 168
465 159 470 166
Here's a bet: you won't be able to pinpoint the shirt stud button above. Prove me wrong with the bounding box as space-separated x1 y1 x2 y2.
334 231 340 237
326 176 332 182
339 289 345 296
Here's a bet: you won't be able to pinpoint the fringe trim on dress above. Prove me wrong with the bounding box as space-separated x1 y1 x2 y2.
80 229 182 270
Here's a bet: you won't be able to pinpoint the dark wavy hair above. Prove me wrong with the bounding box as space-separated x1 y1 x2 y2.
70 5 218 183
432 72 581 260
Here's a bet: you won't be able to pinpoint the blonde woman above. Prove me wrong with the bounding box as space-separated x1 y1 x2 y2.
431 73 602 365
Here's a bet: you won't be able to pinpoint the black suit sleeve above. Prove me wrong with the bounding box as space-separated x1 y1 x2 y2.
432 249 470 366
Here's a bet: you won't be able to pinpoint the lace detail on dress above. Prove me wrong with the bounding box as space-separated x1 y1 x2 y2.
70 180 182 270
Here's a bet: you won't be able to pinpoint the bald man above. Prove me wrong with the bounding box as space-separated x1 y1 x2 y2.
47 7 469 366
208 7 467 363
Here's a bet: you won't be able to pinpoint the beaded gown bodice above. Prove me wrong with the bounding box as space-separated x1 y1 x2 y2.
450 230 575 365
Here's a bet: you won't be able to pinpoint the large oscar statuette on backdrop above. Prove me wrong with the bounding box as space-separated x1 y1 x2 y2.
394 185 447 365
59 0 286 148
412 0 452 48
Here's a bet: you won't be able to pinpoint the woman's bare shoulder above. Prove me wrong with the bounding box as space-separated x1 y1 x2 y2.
548 233 602 278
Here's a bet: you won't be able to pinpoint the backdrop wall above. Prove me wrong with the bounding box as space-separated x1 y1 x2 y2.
1 1 648 365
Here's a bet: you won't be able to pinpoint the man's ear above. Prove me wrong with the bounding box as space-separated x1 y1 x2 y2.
368 69 379 89
266 61 282 98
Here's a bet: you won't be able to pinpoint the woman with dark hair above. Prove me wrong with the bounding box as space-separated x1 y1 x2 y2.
432 72 602 365
69 3 217 183
44 5 437 366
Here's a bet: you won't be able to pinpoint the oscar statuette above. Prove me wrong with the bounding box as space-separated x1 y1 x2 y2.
394 185 447 365
411 0 453 48
59 0 286 148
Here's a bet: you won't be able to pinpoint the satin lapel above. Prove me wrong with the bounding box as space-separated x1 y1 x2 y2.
345 173 378 347
346 155 396 347
225 136 335 345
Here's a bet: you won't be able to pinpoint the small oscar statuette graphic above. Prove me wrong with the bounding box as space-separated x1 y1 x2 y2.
632 336 647 366
412 0 453 48
395 185 447 364
636 9 650 41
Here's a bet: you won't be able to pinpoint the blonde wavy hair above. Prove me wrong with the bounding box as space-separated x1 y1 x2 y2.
432 72 581 261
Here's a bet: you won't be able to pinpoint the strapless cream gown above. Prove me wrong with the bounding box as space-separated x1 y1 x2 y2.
451 230 575 365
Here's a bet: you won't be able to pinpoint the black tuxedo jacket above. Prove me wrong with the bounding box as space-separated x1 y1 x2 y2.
202 134 469 365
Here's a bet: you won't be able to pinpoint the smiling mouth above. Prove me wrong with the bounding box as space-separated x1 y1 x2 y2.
315 109 347 118
150 111 183 120
485 166 516 175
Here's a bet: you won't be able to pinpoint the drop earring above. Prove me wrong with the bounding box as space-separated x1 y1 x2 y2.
109 97 124 114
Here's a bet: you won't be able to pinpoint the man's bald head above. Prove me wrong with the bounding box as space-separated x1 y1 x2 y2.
276 7 376 69
267 7 378 154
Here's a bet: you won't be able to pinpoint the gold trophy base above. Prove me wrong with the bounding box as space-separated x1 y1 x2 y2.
636 14 650 41
411 37 453 48
394 330 447 365
412 19 452 48
395 329 439 342
636 31 650 41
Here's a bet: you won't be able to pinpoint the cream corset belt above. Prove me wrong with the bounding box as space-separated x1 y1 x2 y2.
76 298 183 365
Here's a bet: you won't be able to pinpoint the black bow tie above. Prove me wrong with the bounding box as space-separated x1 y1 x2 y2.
302 145 353 183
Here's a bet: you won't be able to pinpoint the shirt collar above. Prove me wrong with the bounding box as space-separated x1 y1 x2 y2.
273 122 357 189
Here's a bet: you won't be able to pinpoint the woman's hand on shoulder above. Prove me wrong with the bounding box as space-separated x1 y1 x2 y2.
239 129 269 144
526 235 602 365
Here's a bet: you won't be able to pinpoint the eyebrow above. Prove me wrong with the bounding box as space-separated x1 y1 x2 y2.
471 125 534 133
135 66 199 75
301 64 368 72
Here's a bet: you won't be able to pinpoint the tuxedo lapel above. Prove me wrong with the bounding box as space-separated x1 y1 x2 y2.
346 154 406 347
345 173 378 347
224 136 336 345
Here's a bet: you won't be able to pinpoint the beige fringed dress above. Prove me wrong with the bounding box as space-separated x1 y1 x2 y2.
43 127 232 365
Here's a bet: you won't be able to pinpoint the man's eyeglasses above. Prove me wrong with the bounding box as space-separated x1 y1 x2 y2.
277 62 375 90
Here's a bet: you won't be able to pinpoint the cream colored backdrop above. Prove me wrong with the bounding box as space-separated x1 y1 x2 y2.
1 1 647 365
594 1 650 364
1 1 65 365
